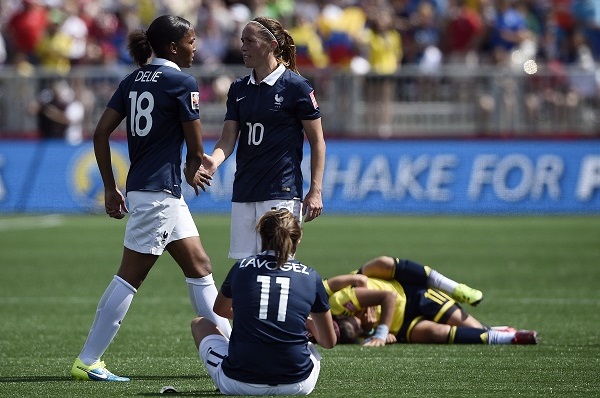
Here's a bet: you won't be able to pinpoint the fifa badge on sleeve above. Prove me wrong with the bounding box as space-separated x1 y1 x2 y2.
191 92 200 110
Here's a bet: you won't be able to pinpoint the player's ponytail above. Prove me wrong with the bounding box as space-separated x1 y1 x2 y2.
257 209 302 267
127 15 192 66
127 29 152 66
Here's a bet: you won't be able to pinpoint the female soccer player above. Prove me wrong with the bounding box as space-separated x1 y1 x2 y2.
71 15 231 382
198 16 326 259
191 209 337 395
325 256 538 346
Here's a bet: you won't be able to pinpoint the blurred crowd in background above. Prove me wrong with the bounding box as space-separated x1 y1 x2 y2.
1 0 599 74
1 0 599 141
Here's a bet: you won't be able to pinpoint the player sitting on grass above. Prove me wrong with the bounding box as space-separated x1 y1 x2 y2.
191 209 338 395
323 256 538 346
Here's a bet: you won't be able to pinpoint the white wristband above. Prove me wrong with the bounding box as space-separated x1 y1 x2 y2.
373 324 390 341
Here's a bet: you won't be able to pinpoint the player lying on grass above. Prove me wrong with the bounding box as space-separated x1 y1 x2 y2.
322 256 538 347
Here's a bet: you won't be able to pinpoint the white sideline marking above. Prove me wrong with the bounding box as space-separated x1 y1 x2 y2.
0 215 64 231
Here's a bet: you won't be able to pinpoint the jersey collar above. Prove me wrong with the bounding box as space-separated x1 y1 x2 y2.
150 58 181 71
259 250 296 260
248 64 286 86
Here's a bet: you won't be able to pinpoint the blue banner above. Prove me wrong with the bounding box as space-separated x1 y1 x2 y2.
0 140 598 214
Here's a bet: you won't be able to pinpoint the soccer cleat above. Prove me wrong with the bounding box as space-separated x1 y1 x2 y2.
71 358 130 382
452 284 483 306
513 330 538 345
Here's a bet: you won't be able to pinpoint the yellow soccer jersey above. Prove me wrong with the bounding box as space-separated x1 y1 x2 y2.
324 277 407 334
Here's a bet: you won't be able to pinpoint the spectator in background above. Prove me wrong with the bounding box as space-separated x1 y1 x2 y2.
246 0 296 21
5 0 48 64
34 8 72 75
488 0 530 66
28 79 80 141
442 0 485 65
196 6 229 66
221 3 251 65
59 0 89 66
317 1 366 70
572 0 600 61
409 0 442 66
359 6 403 136
287 12 329 69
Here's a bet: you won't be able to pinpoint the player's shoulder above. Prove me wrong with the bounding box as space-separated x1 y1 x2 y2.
283 69 313 84
159 66 197 85
231 74 251 87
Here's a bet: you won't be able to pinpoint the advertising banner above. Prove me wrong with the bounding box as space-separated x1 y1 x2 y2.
0 140 598 214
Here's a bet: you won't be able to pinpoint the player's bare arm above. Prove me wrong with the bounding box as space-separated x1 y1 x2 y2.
309 310 337 349
206 120 240 173
93 107 127 218
196 120 240 190
213 291 233 320
354 288 397 347
182 119 205 195
326 274 368 292
301 118 325 222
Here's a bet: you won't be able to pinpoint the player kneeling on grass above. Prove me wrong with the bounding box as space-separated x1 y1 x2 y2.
324 256 538 346
191 209 338 396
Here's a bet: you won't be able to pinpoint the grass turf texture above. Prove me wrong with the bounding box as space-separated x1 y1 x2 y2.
0 214 599 397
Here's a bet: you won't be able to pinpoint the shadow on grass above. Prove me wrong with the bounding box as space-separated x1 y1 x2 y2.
137 391 221 397
0 374 208 383
0 376 73 382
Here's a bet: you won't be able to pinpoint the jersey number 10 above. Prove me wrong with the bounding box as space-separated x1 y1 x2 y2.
246 122 265 145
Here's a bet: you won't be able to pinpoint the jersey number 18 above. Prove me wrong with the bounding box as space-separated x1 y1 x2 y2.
129 91 154 136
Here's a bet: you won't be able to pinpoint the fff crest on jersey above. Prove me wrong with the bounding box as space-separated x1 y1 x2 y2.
274 93 284 108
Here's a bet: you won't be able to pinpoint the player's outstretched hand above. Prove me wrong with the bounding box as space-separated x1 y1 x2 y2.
193 167 212 194
201 154 218 175
184 163 212 196
362 337 386 347
386 333 397 344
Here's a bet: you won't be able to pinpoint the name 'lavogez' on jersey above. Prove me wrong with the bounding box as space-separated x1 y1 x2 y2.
237 255 310 274
225 66 320 202
108 59 200 198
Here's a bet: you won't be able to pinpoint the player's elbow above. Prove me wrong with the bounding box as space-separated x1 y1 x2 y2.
318 332 337 349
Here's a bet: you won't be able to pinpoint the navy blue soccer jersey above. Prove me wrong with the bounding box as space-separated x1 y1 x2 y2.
220 252 330 384
107 58 200 198
224 65 320 202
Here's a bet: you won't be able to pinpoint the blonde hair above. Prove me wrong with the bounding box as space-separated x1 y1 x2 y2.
257 209 302 267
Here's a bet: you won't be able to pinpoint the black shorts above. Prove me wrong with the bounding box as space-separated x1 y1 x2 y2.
396 286 460 343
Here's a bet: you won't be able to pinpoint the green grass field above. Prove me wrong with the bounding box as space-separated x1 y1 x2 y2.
1 214 599 397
